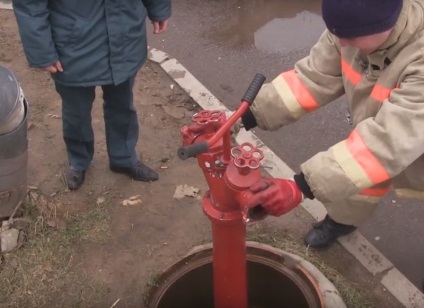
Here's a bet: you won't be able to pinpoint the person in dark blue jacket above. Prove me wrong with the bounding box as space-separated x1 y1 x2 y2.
13 0 172 190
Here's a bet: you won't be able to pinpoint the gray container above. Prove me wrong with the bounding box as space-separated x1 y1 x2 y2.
0 65 28 218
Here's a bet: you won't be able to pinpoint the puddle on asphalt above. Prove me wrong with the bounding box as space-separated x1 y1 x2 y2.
210 0 325 54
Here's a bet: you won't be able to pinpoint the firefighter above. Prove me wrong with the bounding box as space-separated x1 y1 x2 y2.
240 0 424 248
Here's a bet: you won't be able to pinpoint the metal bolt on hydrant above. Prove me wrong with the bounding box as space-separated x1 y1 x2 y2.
178 74 267 308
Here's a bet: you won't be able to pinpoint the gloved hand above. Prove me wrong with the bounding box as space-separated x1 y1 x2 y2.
246 178 303 217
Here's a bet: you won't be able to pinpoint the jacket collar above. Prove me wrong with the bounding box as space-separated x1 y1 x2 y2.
378 0 411 51
367 0 423 68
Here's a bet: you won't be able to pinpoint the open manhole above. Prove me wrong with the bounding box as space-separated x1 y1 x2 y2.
146 242 345 308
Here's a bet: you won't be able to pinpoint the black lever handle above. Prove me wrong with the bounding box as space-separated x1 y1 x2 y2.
241 73 266 105
177 141 209 160
178 74 266 160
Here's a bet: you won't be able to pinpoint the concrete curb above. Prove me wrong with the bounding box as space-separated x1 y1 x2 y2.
148 47 424 308
0 2 12 10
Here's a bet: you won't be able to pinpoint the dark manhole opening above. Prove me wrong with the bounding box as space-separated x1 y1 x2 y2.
147 248 322 308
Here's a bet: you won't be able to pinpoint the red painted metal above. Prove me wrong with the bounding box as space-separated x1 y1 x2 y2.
180 105 266 308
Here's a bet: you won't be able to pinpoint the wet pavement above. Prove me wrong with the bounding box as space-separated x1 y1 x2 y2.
148 0 424 289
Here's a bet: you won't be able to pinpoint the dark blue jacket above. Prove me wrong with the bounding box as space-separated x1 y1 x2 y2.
13 0 171 86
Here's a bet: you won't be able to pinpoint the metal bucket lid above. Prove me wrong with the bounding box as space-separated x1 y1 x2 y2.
0 65 24 135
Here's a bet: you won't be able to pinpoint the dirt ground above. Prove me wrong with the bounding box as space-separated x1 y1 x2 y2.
0 9 401 308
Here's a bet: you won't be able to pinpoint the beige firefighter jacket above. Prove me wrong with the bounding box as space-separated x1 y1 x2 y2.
250 0 424 203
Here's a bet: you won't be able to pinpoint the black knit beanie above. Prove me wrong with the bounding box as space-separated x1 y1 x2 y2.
322 0 403 38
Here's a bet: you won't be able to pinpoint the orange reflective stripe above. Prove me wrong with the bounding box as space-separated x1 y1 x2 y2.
346 130 390 184
341 59 362 85
360 185 392 197
371 84 395 103
281 70 319 112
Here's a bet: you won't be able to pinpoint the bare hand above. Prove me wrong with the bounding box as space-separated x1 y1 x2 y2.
152 20 169 34
43 61 63 73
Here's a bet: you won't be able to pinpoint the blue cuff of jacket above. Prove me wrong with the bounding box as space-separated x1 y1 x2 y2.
143 0 172 21
28 53 59 69
294 173 315 200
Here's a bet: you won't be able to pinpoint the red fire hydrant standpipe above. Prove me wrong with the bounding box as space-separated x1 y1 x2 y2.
178 74 267 308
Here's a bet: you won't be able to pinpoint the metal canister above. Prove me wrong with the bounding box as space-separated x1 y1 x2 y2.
0 65 28 218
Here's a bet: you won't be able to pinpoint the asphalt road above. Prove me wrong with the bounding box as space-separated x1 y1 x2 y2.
147 0 424 289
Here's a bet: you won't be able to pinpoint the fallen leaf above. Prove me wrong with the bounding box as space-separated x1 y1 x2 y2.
47 114 61 119
129 195 141 200
122 200 142 206
162 105 186 119
121 195 142 206
173 185 200 199
97 196 105 205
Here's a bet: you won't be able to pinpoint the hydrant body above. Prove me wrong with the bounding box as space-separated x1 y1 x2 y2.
180 108 265 308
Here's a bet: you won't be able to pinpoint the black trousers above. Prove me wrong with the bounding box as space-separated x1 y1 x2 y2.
55 76 139 170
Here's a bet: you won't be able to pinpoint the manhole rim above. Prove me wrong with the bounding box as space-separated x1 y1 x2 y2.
145 241 346 308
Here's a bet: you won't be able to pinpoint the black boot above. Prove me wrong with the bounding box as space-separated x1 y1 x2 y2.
304 215 356 249
65 165 86 191
110 161 159 182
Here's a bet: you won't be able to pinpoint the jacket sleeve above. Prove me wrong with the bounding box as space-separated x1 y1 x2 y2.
247 30 345 131
300 59 424 203
13 0 58 68
142 0 172 21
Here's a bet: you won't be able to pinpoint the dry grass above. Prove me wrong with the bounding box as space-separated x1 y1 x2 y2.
0 193 111 308
246 223 374 308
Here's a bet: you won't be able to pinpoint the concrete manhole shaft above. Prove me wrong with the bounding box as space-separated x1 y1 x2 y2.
146 242 346 308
